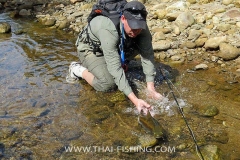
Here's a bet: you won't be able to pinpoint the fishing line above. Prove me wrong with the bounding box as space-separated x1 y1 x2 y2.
159 68 204 160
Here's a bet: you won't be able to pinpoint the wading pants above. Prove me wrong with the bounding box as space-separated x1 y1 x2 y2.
77 50 138 92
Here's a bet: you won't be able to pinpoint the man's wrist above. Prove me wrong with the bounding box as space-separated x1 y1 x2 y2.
127 92 139 106
147 81 155 91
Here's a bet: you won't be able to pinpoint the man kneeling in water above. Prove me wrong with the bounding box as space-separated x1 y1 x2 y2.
66 1 164 114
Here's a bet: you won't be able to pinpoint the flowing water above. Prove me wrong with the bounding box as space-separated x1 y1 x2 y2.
0 13 240 159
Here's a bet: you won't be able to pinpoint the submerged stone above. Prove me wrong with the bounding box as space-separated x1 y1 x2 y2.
202 145 223 160
139 134 158 147
198 105 219 117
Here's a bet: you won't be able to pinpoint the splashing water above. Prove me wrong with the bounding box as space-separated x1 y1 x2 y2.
124 79 187 116
148 96 186 116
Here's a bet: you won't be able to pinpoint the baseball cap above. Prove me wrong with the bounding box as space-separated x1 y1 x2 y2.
123 1 148 30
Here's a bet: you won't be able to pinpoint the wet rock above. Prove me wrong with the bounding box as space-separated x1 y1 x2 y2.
176 143 190 151
171 55 182 61
44 17 56 26
14 28 26 35
155 52 167 61
37 15 56 27
19 9 31 16
218 43 240 61
57 19 70 29
194 63 208 70
169 56 185 65
207 80 217 86
202 145 223 160
139 134 158 147
39 109 51 117
0 22 11 33
198 105 219 117
208 130 229 144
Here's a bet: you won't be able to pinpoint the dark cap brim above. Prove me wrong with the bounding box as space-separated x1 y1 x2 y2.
126 19 146 30
123 11 147 30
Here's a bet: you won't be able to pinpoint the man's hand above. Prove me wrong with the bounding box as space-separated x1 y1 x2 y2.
135 98 152 115
147 82 164 100
128 92 152 114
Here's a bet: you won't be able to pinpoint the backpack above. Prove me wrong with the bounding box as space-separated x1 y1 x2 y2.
87 0 127 27
77 0 128 69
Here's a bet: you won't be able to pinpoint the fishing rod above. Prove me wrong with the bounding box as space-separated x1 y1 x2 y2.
159 68 204 160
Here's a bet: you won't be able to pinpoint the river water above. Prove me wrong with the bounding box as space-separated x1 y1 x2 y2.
0 13 240 159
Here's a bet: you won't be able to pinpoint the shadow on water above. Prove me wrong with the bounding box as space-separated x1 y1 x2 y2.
0 13 240 159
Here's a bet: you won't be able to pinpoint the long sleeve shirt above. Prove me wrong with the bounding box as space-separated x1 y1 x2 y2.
76 16 156 96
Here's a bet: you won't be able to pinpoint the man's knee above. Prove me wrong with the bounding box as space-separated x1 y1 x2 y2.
92 77 116 92
100 82 117 92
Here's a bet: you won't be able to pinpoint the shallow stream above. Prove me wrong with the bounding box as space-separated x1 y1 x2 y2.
0 13 239 159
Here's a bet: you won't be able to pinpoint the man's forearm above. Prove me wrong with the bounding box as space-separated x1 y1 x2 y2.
127 92 139 106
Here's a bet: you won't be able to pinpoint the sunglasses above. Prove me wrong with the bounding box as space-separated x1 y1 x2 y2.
124 7 148 19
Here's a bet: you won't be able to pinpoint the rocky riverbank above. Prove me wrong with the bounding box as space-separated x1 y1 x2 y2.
1 0 240 75
1 0 240 80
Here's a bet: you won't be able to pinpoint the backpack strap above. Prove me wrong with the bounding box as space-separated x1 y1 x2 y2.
86 23 102 56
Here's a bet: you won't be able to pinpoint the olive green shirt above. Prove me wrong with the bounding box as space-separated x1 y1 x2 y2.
76 16 156 96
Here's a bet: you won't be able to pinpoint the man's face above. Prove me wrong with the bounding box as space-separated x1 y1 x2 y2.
121 15 142 38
